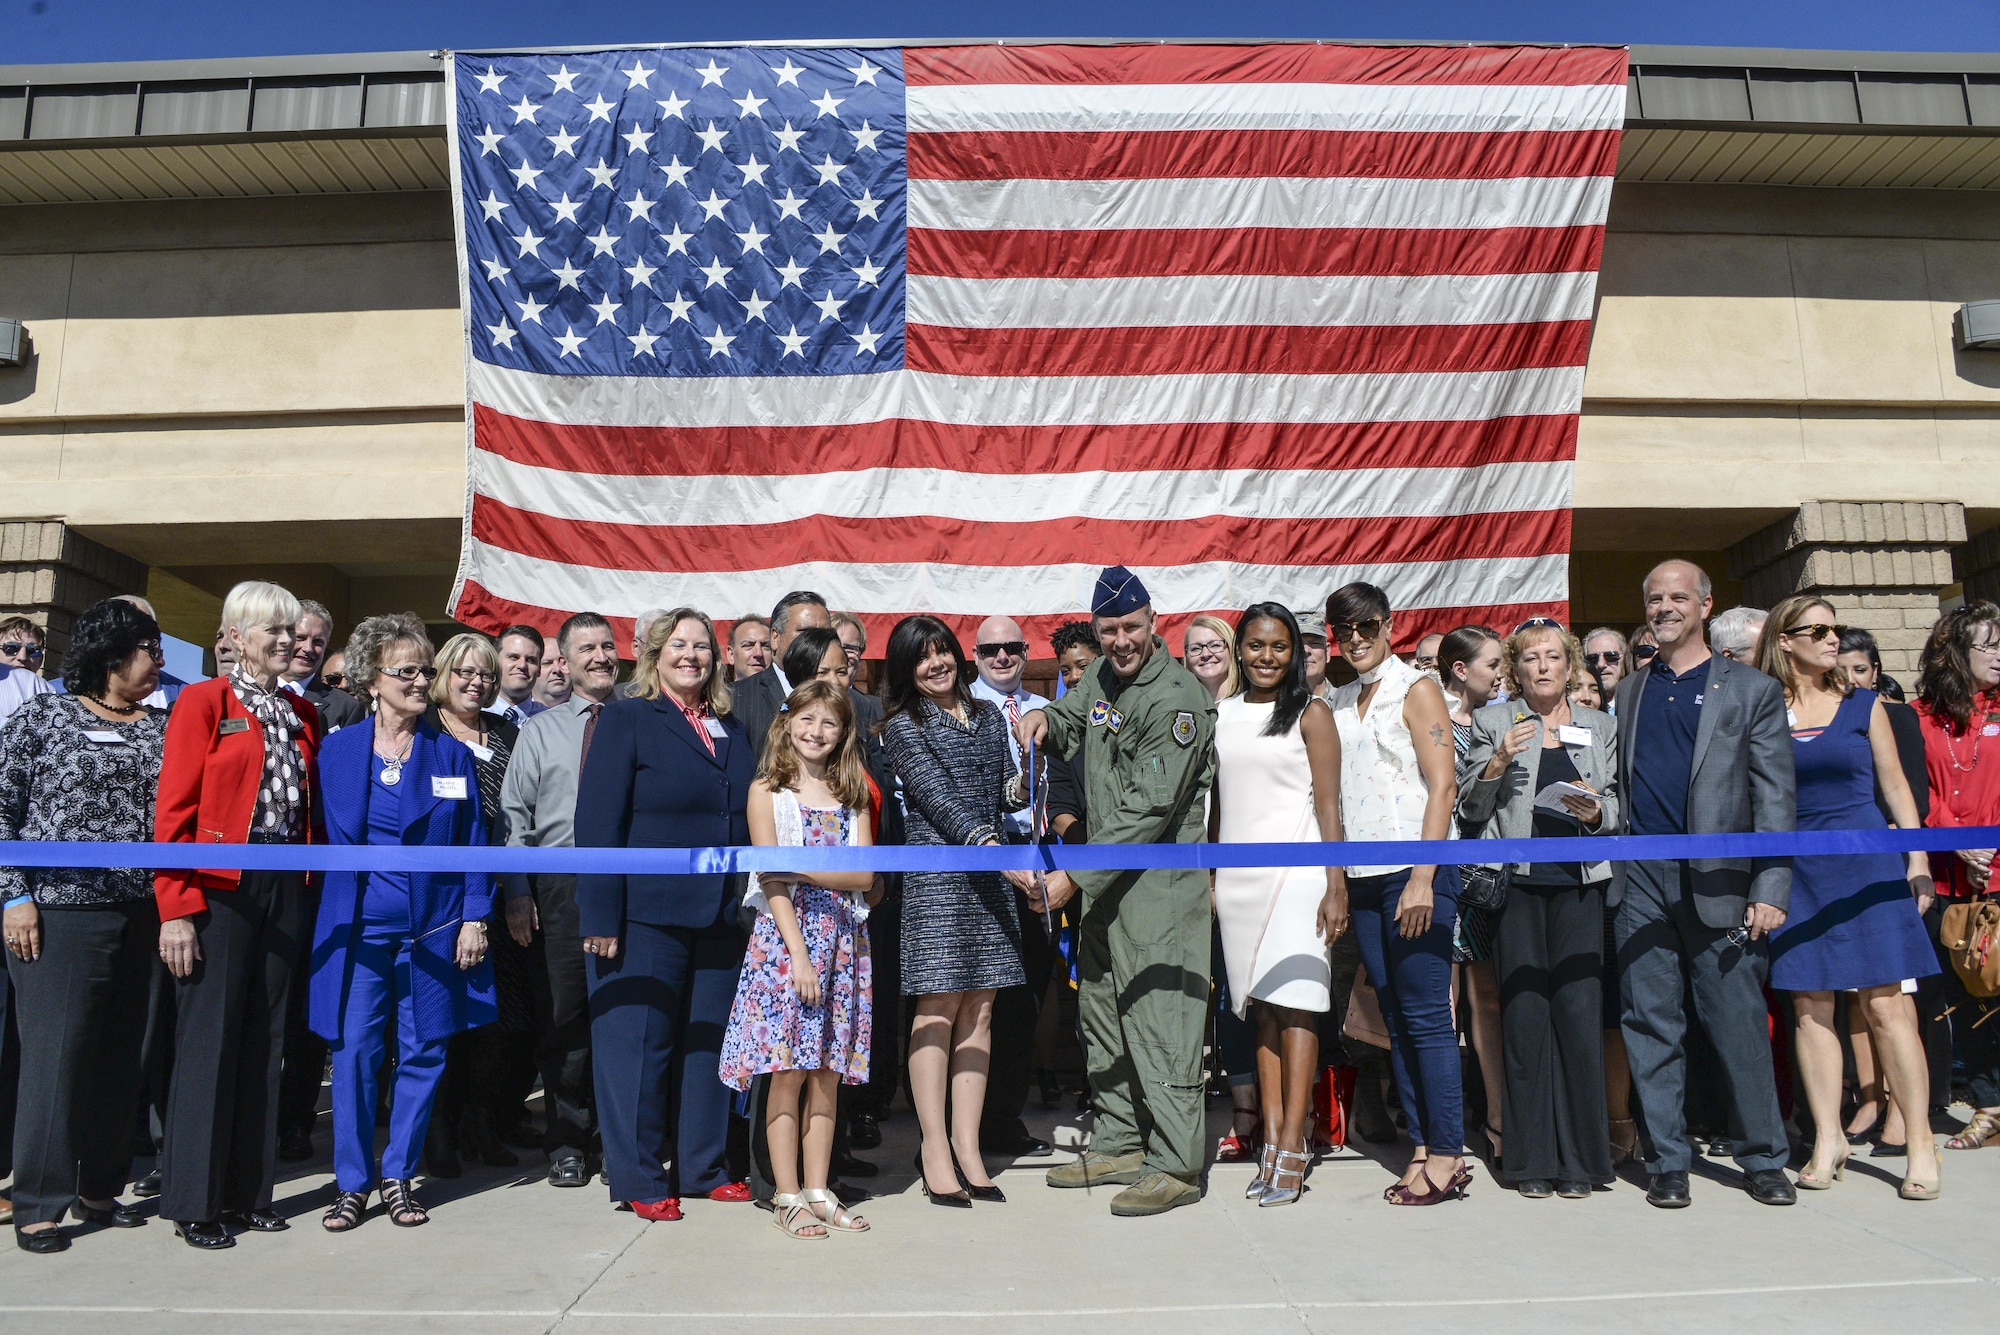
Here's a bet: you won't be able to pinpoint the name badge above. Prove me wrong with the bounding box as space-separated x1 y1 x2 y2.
218 717 251 735
1557 724 1592 747
466 742 494 763
82 729 129 746
431 775 468 801
703 718 728 739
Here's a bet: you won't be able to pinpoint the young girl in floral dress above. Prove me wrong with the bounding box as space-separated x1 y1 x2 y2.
719 679 877 1239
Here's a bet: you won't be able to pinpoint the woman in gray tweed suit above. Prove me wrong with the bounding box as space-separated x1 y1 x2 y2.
879 615 1028 1205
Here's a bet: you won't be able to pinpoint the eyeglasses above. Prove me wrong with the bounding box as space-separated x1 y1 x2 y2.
1185 642 1228 661
0 642 44 661
975 641 1026 659
1782 623 1846 642
1412 655 1438 669
379 665 439 683
450 666 499 684
1632 644 1658 663
1327 618 1386 643
137 639 164 660
322 672 346 688
1514 616 1566 634
1585 650 1623 667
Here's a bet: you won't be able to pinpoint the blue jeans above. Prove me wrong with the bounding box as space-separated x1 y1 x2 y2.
1349 868 1463 1155
330 921 449 1192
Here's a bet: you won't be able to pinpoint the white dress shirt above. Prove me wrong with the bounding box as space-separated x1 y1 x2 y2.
970 676 1048 838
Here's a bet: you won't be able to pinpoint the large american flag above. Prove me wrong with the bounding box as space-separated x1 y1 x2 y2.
447 43 1625 649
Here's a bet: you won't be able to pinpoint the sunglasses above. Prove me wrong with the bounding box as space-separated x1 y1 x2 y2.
1514 616 1566 634
379 664 440 683
321 672 346 688
1 641 45 660
1585 650 1622 666
1633 644 1659 663
450 666 499 684
1783 623 1847 643
137 639 164 660
975 641 1027 659
1327 618 1386 643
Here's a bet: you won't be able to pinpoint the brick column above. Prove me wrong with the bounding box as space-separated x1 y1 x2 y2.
1726 501 1965 680
0 521 149 674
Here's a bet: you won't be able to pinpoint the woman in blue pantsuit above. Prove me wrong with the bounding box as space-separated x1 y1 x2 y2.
576 609 754 1222
311 614 496 1232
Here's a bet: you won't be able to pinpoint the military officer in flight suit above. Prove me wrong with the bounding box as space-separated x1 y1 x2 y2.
1015 566 1217 1216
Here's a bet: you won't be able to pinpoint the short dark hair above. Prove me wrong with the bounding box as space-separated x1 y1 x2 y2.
730 613 771 645
1436 625 1501 689
557 612 613 655
499 623 545 652
769 591 828 635
881 614 975 724
1051 620 1097 658
64 598 159 698
781 626 844 689
1837 626 1881 664
1325 582 1392 626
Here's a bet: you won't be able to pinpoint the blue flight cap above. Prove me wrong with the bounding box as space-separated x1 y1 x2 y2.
1091 565 1150 618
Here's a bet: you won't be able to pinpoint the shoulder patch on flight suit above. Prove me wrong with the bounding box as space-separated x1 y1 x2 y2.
1171 711 1197 747
1105 706 1125 733
1089 699 1110 727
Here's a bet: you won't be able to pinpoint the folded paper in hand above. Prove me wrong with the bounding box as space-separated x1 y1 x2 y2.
1533 781 1598 820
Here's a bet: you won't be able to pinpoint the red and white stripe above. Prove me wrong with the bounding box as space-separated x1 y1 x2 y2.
453 42 1626 652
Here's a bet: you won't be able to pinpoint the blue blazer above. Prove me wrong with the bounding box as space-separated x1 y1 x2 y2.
574 695 754 937
309 717 498 1044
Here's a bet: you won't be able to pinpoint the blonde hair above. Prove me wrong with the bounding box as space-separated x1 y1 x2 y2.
1184 614 1242 698
429 631 500 707
220 580 303 639
632 607 732 715
1502 624 1587 696
1756 595 1849 702
757 680 871 810
344 612 434 710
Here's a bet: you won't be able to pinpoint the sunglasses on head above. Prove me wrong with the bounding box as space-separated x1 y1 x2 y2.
1327 617 1386 643
1 641 45 660
1513 616 1566 634
975 641 1026 659
1782 622 1847 643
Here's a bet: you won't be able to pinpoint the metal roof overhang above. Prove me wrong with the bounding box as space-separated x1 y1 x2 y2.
2 44 1997 204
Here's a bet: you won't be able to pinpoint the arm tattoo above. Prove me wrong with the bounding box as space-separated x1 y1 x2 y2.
1429 722 1448 748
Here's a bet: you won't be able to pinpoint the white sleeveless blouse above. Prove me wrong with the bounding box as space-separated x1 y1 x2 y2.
1331 654 1445 876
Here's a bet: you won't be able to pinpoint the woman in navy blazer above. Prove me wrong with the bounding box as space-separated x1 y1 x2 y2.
576 608 754 1220
309 615 497 1233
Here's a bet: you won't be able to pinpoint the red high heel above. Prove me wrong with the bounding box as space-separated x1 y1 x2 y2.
705 1182 753 1203
631 1197 683 1222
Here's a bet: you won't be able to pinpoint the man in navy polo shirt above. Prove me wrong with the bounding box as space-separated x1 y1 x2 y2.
1611 560 1796 1211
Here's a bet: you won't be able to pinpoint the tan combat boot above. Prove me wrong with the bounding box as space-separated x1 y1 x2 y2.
1044 1150 1147 1189
1108 1170 1201 1216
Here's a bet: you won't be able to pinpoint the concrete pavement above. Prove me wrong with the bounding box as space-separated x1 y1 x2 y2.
2 1102 1994 1334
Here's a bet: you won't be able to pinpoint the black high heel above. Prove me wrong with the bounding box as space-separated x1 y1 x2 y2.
951 1148 1006 1202
913 1151 970 1207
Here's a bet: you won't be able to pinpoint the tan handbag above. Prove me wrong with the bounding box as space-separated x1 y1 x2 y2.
1940 898 2000 999
1342 968 1392 1050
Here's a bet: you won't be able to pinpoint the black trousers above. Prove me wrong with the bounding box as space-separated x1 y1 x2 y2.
0 968 17 1185
982 899 1055 1140
1496 880 1613 1185
277 884 327 1138
529 874 595 1154
857 876 903 1114
160 869 306 1223
7 902 155 1225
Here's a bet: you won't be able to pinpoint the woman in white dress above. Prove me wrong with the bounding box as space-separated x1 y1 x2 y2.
1211 604 1347 1208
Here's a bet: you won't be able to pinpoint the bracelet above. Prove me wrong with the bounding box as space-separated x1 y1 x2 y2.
466 920 488 933
3 894 32 911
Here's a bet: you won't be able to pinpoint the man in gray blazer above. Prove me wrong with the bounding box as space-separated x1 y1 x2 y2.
1612 560 1796 1209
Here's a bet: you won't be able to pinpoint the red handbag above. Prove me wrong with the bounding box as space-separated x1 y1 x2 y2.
1311 1065 1358 1150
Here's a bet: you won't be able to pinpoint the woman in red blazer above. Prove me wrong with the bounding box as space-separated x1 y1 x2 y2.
153 581 323 1250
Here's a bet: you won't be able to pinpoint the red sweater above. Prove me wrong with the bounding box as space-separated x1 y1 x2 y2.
1916 689 2000 897
153 676 322 920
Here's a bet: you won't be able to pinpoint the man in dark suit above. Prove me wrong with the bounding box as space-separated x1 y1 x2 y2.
281 600 364 733
1611 559 1797 1210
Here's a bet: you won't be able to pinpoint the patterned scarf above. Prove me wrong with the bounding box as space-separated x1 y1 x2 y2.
229 666 306 839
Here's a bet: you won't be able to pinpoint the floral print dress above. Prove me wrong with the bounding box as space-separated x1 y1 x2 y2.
719 804 872 1089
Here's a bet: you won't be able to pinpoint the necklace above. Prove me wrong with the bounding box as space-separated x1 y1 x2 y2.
375 727 415 786
83 694 144 717
1945 723 1984 774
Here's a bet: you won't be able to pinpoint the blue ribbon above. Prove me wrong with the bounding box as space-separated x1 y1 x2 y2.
2 826 1994 875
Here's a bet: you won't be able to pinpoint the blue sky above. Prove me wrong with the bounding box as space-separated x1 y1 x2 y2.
5 0 1998 66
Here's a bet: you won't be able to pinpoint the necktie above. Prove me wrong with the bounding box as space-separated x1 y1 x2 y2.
506 704 522 726
579 702 603 772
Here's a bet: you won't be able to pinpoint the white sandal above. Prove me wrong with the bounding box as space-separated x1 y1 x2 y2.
772 1193 828 1240
800 1186 870 1233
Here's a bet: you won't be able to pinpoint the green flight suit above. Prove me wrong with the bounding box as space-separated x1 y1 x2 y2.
1040 636 1216 1181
